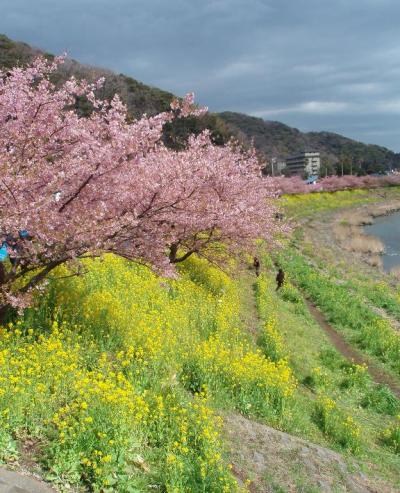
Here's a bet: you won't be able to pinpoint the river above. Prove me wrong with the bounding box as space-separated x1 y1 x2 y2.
365 211 400 271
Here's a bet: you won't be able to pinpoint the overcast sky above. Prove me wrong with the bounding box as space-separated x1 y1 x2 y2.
1 0 400 150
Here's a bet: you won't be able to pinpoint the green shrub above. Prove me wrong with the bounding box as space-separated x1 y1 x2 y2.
381 417 400 454
319 348 344 371
313 396 361 452
339 363 369 390
280 282 303 304
361 385 400 416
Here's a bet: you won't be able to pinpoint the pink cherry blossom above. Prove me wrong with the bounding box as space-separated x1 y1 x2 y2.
0 57 285 310
274 174 400 195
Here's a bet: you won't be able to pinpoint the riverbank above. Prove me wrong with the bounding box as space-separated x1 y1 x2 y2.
267 189 400 490
254 249 400 491
291 190 400 274
281 187 400 372
333 199 400 271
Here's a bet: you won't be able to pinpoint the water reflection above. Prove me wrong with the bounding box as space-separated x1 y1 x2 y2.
365 212 400 271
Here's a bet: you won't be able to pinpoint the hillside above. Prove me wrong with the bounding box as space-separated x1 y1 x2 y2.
0 34 231 148
1 32 399 172
0 33 174 118
1 191 400 492
219 111 400 173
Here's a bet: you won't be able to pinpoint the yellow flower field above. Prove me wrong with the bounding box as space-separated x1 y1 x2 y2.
0 254 295 492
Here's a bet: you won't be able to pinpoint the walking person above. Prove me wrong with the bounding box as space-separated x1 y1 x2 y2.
276 267 285 290
253 256 260 277
5 234 18 268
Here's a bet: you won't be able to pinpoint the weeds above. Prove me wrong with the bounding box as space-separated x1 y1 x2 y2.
278 248 400 374
313 396 361 453
361 385 400 416
381 416 400 454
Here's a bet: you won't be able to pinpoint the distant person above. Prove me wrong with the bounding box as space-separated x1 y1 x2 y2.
0 241 8 263
5 234 18 267
276 268 285 290
253 256 260 277
0 238 11 282
2 231 33 270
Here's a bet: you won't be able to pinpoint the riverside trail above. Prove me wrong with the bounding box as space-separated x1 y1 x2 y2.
305 298 400 399
226 269 398 493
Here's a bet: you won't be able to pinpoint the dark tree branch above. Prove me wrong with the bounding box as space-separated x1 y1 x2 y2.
1 179 18 205
58 172 96 212
168 242 196 263
19 259 66 293
171 250 196 263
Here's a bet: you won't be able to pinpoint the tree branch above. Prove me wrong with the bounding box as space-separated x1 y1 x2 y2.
171 250 196 263
19 259 66 293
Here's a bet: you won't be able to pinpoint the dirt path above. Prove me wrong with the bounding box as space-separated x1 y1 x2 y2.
226 268 400 492
305 299 400 399
237 267 262 339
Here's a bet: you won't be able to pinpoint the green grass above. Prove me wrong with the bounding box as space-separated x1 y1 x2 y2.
277 247 400 376
253 264 400 487
247 186 400 488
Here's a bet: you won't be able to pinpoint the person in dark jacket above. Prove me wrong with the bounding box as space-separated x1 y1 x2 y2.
276 268 285 290
5 234 18 267
253 256 260 277
0 231 33 270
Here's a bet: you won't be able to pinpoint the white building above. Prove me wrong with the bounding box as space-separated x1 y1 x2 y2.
285 152 321 177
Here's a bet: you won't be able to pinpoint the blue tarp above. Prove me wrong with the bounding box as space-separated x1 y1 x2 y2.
305 175 319 184
0 243 8 262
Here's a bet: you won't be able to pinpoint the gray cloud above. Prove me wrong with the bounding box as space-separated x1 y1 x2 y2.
1 0 400 149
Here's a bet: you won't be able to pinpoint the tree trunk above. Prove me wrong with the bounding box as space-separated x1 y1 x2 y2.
0 264 10 324
0 263 6 285
168 243 195 263
169 243 179 263
0 304 14 325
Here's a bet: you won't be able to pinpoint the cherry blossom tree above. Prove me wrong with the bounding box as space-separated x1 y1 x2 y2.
275 174 400 195
0 57 284 312
273 176 312 195
135 132 286 265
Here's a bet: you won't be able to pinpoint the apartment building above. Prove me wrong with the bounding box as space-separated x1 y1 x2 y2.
285 151 321 176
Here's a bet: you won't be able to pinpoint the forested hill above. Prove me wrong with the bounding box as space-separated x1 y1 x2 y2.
0 33 230 147
0 33 175 118
1 33 399 170
219 112 400 172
